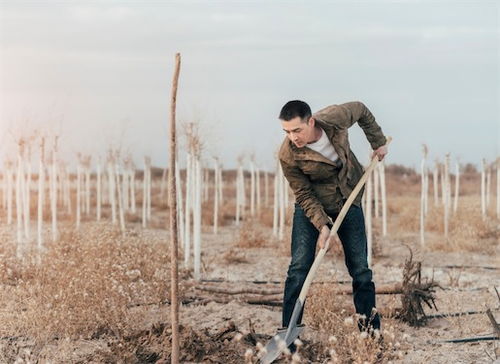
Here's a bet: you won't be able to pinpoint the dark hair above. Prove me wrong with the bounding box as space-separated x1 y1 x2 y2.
279 100 311 122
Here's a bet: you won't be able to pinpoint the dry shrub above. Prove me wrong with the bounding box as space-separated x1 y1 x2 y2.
222 248 250 264
424 197 499 252
0 223 173 341
304 284 401 363
386 195 498 253
386 196 420 232
258 207 275 228
218 201 240 226
397 249 439 326
236 220 267 248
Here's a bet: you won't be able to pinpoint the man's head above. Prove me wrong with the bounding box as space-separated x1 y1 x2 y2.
279 100 317 148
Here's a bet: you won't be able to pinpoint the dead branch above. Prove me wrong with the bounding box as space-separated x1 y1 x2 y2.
196 282 404 296
196 286 282 295
397 247 440 326
200 279 352 285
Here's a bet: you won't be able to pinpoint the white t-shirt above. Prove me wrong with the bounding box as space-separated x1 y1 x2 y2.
306 127 339 162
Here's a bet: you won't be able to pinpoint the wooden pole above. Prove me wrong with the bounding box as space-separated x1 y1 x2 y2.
256 165 261 215
37 139 45 250
420 145 427 246
175 159 184 250
213 157 219 234
486 164 491 207
7 161 13 225
193 156 202 281
24 147 31 241
481 158 486 219
76 160 81 230
96 158 102 221
115 163 126 233
235 160 242 226
453 161 460 213
433 160 439 206
184 149 192 265
264 170 269 207
16 143 24 251
218 164 223 205
250 157 255 216
272 163 279 237
84 157 91 215
169 52 181 364
130 166 136 214
278 162 285 240
496 158 500 219
50 137 58 242
108 156 117 224
444 154 450 237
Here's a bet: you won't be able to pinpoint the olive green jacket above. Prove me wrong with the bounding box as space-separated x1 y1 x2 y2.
278 101 387 231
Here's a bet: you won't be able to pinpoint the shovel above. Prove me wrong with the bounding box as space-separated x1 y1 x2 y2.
259 137 392 364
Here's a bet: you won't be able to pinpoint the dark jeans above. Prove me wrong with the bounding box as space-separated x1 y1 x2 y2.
282 202 381 331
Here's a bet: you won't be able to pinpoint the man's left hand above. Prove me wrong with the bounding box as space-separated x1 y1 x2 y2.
372 145 388 161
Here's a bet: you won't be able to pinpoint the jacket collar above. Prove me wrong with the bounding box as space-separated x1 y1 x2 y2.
289 118 343 166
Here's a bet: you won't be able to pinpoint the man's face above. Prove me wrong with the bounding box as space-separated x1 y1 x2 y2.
281 116 315 148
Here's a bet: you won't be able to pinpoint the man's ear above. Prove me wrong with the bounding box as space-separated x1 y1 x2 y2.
308 117 315 127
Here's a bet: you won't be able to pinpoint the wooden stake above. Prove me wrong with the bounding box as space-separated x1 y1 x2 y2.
496 158 500 219
278 161 285 240
272 162 278 237
453 161 460 213
169 52 181 364
443 154 450 238
76 159 81 230
213 157 219 234
37 139 45 250
420 145 427 246
96 158 101 221
433 160 439 206
481 158 486 219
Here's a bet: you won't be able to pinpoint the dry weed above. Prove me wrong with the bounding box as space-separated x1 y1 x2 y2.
223 248 250 264
0 223 173 342
237 220 267 248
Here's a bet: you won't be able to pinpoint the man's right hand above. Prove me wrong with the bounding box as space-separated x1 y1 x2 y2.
317 225 341 252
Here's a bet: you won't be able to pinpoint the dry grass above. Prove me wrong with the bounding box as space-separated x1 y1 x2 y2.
0 168 497 362
0 223 172 342
301 284 403 363
222 248 250 264
236 219 268 248
387 194 499 253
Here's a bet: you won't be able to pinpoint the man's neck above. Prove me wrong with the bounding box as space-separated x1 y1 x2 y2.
308 125 323 144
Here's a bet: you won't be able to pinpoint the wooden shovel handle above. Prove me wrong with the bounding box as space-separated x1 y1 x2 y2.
298 137 392 302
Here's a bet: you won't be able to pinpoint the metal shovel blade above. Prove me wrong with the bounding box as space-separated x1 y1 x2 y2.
259 324 305 364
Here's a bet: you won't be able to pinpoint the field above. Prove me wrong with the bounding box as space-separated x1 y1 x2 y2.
0 167 498 363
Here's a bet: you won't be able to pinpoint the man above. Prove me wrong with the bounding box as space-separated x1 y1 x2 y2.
277 100 388 340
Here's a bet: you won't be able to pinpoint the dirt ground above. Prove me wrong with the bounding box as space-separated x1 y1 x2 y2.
172 222 499 364
1 216 498 364
0 178 499 364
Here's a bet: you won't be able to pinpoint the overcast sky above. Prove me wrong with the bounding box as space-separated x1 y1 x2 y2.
0 0 498 171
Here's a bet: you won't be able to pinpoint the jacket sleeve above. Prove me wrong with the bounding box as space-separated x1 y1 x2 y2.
316 101 387 150
279 157 331 231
